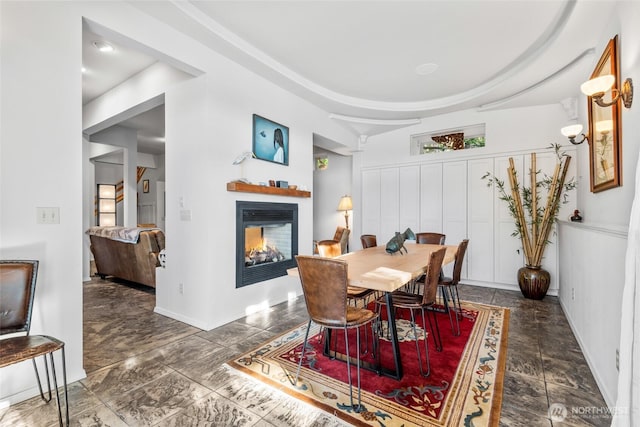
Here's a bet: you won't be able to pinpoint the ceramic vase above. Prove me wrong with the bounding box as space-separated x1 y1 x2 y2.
517 265 550 300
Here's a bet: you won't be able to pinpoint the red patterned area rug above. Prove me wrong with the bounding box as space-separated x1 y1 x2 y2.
227 301 509 426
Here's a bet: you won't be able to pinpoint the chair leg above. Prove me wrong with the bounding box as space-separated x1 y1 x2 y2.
411 309 430 377
60 346 69 427
441 285 461 336
345 327 365 413
289 319 312 386
48 352 64 427
32 357 52 403
452 284 463 319
425 307 443 352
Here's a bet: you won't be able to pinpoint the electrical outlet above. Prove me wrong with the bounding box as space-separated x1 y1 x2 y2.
616 348 619 371
179 283 184 294
571 288 575 301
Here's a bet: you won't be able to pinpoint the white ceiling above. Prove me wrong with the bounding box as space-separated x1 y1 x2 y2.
83 0 618 152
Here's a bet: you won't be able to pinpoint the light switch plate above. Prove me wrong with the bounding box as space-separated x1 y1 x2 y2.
36 207 60 224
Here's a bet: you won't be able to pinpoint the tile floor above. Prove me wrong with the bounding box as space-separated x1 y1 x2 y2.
0 278 611 426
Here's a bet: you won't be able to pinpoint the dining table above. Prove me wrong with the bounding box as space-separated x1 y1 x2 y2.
287 241 458 380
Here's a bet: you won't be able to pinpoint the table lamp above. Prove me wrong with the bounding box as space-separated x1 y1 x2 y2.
337 195 353 229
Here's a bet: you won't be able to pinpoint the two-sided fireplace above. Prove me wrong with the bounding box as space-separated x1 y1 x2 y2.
236 201 298 288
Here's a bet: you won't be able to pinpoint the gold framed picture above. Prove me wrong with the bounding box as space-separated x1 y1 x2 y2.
587 35 622 193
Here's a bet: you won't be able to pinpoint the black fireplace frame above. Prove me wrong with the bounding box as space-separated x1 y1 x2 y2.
236 201 298 288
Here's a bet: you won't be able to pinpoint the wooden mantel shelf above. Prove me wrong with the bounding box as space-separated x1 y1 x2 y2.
227 182 311 198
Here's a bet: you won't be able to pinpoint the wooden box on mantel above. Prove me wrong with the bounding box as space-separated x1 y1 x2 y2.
226 182 311 198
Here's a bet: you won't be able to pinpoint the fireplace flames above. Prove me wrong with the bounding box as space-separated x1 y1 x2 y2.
245 239 286 266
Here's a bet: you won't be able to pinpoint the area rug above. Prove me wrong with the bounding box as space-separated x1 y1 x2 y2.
227 301 509 426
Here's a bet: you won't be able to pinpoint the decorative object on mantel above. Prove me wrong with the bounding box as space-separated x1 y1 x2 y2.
232 151 256 184
226 181 311 198
385 227 416 255
570 209 583 222
482 144 576 299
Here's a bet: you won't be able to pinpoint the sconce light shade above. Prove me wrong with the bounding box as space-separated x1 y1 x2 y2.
337 195 353 212
581 75 616 96
581 74 633 109
560 124 583 137
560 123 588 145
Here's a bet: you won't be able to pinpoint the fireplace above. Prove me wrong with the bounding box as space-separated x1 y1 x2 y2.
236 201 298 288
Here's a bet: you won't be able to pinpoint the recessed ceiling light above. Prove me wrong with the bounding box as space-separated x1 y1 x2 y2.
81 67 86 73
92 40 114 53
415 63 438 76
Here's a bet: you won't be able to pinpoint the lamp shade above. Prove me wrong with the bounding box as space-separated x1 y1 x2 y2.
561 124 583 137
580 75 615 96
337 195 353 211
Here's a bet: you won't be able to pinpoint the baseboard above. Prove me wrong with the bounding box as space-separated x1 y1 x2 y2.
462 280 559 297
153 306 208 330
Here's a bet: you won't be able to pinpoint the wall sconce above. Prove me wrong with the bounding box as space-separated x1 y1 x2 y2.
337 195 353 229
580 74 633 108
560 123 588 145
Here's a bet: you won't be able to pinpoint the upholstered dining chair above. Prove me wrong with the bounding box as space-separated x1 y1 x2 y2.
0 260 69 426
317 240 375 308
375 247 446 377
407 232 446 294
290 255 379 412
316 240 342 258
438 239 469 337
360 234 377 249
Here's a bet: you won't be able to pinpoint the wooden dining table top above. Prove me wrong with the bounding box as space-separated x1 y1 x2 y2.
288 242 458 293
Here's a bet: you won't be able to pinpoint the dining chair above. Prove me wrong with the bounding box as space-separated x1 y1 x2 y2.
0 260 69 426
317 240 375 309
290 255 379 412
438 239 469 337
316 240 342 258
407 232 446 293
375 247 446 377
360 234 377 249
415 232 446 245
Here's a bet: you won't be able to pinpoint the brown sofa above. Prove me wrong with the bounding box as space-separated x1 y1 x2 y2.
87 227 165 288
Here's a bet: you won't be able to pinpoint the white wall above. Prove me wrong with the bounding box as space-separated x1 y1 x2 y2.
312 151 353 251
0 1 84 403
557 1 640 407
0 0 356 404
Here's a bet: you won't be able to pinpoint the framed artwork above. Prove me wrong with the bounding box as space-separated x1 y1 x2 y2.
143 179 149 193
252 114 289 165
587 35 622 193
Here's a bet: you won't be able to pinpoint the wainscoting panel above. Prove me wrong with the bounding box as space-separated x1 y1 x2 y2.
558 220 627 407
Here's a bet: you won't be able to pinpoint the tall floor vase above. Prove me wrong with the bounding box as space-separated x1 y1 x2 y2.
517 265 550 300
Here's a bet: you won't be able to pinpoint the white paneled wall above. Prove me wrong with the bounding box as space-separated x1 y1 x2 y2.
468 158 494 282
380 169 400 242
399 166 420 233
494 156 525 285
361 147 576 291
419 163 443 232
558 221 627 406
361 170 381 239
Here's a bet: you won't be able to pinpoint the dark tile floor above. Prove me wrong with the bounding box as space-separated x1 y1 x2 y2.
0 278 611 426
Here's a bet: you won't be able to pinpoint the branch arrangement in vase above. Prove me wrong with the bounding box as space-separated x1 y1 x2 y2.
482 144 577 267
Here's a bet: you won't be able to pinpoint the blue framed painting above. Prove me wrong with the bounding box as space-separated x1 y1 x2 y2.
252 114 289 166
